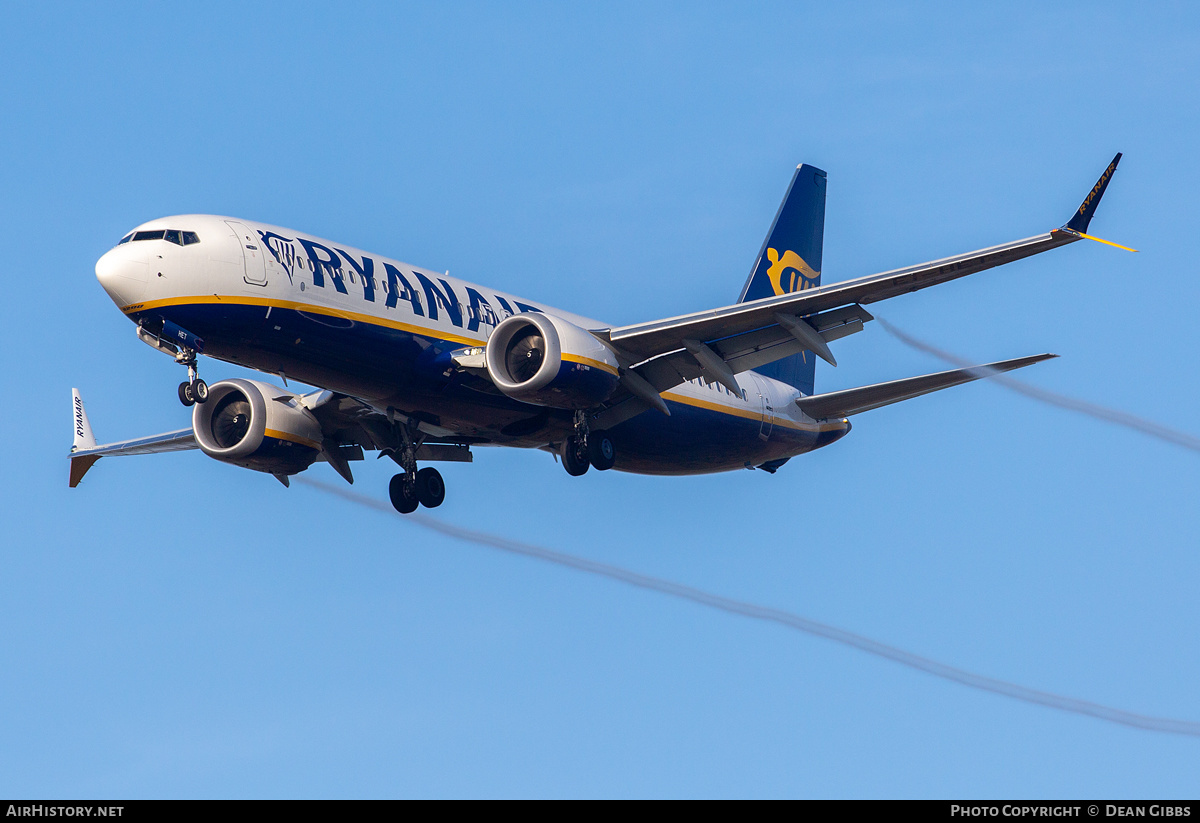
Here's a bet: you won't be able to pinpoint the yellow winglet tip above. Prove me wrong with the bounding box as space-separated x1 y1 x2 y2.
1077 231 1138 252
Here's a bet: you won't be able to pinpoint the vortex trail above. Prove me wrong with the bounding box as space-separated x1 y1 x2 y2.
875 316 1200 454
298 477 1200 738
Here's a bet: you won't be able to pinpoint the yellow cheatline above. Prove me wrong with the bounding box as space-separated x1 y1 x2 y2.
1077 232 1139 252
560 352 620 376
659 390 845 432
125 296 845 434
120 294 488 347
264 428 323 450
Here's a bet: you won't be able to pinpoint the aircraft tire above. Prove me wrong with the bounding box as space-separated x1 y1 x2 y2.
178 381 196 407
415 467 446 508
587 430 616 471
561 436 589 476
389 473 419 514
193 379 209 404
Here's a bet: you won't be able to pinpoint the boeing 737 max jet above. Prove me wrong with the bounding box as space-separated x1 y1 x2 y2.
69 155 1129 513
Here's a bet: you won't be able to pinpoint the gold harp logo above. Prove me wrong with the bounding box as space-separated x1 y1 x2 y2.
765 248 820 296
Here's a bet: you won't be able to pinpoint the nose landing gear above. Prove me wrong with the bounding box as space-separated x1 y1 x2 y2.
175 348 209 407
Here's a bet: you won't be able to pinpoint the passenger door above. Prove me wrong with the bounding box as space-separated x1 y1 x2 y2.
749 374 774 441
226 220 267 286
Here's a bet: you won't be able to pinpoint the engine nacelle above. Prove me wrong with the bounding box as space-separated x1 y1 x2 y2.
485 313 621 409
192 379 324 476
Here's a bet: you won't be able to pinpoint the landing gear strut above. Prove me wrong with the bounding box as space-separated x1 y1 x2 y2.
386 414 446 514
175 347 208 407
560 410 616 475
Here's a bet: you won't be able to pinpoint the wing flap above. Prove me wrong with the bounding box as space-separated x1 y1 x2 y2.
795 354 1057 420
616 302 875 403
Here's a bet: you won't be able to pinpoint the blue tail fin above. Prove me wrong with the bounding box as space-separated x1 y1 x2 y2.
737 164 827 395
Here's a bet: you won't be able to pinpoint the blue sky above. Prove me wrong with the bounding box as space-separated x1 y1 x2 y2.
2 1 1198 798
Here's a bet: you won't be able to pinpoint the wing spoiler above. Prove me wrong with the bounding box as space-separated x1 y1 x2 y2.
795 354 1057 421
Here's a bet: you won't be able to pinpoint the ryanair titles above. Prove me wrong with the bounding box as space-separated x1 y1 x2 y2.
74 396 86 440
258 230 542 333
1076 157 1119 220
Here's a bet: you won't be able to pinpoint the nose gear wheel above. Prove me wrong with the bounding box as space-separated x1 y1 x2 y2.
174 347 208 407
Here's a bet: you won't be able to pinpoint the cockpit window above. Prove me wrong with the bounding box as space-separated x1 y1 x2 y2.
129 228 200 245
117 232 133 245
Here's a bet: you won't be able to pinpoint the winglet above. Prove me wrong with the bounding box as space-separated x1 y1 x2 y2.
1065 153 1122 233
71 388 97 452
70 388 100 488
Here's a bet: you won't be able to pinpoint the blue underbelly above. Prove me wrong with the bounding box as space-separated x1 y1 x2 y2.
131 300 846 475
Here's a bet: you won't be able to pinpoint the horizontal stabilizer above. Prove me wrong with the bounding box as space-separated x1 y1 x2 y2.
795 354 1057 420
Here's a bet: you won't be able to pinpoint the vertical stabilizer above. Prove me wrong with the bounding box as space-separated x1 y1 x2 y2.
737 164 827 394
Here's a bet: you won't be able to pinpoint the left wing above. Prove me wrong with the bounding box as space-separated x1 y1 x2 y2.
68 387 476 488
69 388 196 487
593 155 1127 421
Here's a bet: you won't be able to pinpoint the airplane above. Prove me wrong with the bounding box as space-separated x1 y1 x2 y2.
70 154 1131 513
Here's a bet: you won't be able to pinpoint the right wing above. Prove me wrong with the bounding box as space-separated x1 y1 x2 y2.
592 155 1126 426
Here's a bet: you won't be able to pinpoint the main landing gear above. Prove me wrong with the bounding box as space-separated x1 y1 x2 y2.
175 347 209 407
386 416 446 514
389 467 445 514
560 410 616 476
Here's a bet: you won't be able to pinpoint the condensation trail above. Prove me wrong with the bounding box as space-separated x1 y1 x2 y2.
297 476 1200 737
875 316 1200 454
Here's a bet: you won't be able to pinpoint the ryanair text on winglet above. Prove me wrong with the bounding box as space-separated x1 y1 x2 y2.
1076 158 1119 220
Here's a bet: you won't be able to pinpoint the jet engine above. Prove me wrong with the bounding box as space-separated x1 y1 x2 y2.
485 313 621 409
192 379 324 476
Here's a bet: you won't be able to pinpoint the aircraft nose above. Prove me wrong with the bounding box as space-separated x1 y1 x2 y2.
95 244 149 307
